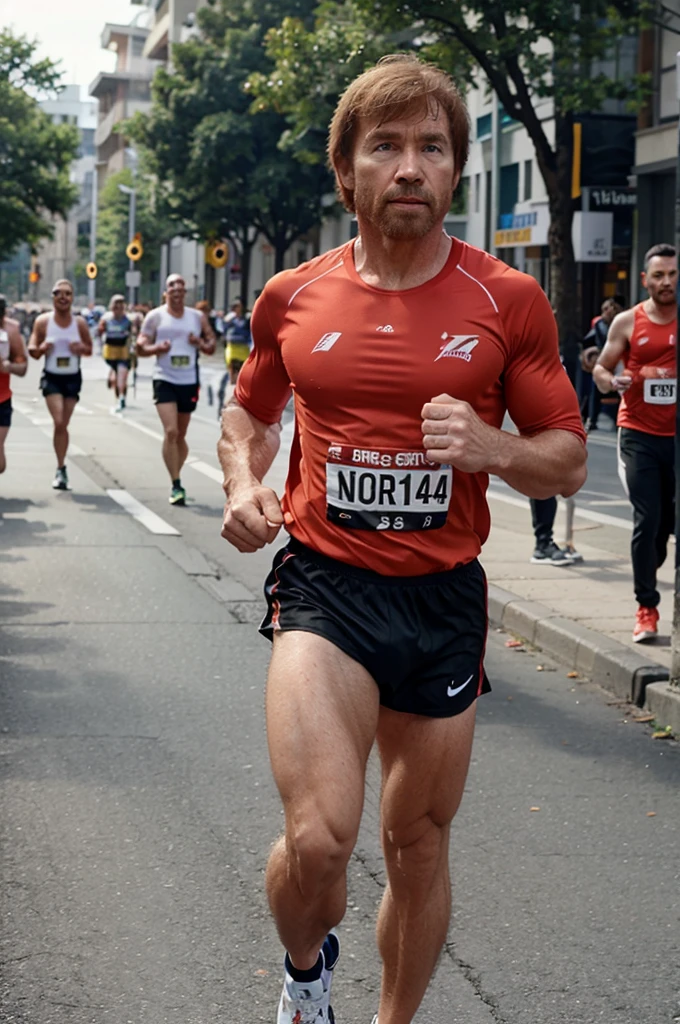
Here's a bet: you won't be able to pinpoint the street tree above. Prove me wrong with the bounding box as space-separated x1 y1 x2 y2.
125 0 333 301
0 31 79 260
95 169 170 302
255 0 652 376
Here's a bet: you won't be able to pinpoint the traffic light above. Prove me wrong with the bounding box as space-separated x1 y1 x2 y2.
206 240 229 269
86 262 98 279
126 233 144 261
28 261 41 284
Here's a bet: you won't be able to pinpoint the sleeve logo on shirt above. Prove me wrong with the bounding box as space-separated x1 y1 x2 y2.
435 334 479 362
312 332 342 352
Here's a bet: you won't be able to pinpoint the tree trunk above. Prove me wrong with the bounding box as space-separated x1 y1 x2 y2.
547 114 580 386
274 239 286 274
240 234 253 305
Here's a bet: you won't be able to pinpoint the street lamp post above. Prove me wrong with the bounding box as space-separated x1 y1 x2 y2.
118 183 137 307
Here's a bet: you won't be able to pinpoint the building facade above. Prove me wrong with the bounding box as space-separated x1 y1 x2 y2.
35 86 98 304
90 20 159 189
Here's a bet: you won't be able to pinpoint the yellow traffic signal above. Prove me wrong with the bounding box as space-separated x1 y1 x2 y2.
206 240 229 269
126 233 143 262
86 262 98 279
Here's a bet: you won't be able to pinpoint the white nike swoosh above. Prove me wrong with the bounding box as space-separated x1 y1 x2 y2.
447 674 474 698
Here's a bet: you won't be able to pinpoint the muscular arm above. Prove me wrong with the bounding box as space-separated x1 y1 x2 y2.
217 397 285 552
28 315 48 359
3 320 28 376
199 312 216 355
593 309 632 394
136 331 166 357
422 396 587 498
76 316 93 355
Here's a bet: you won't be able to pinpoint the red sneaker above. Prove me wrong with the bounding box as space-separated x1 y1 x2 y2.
632 606 659 642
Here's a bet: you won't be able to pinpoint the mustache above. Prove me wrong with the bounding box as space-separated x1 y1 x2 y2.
383 188 433 204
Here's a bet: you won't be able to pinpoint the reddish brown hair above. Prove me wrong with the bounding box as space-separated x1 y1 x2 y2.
328 54 470 212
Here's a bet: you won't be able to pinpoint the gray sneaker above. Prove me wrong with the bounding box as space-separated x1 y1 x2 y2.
276 931 339 1024
530 541 571 566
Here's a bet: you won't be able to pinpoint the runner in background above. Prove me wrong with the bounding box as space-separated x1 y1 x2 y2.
28 280 92 491
98 295 132 412
136 274 216 505
594 242 676 643
0 294 28 475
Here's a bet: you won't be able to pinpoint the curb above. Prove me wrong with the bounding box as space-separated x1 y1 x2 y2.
487 584 680 736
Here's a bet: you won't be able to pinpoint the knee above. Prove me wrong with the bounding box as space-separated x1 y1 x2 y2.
165 426 179 445
383 812 451 877
287 817 355 900
53 419 67 433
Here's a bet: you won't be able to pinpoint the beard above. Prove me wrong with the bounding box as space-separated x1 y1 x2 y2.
650 287 676 306
353 182 450 241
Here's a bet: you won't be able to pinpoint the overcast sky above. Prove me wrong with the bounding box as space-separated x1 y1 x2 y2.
1 0 144 96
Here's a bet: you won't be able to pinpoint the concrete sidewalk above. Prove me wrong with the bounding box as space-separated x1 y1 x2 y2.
481 490 680 736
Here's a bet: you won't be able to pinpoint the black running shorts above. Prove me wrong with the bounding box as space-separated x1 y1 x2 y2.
106 358 131 371
153 379 199 414
0 398 11 427
40 370 81 401
260 536 491 718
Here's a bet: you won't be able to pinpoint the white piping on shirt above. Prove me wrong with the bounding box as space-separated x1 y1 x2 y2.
287 261 345 308
455 264 500 314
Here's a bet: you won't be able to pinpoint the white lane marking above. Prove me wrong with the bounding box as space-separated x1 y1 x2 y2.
588 499 631 507
11 400 84 455
106 489 180 536
109 415 164 443
486 487 632 532
186 460 223 483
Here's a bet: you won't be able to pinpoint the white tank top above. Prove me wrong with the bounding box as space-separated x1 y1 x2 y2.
142 305 202 385
44 313 81 375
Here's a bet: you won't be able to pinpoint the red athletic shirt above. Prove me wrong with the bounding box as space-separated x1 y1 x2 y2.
236 238 585 575
0 325 11 403
617 303 676 437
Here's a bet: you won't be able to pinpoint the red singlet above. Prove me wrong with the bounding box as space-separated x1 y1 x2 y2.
0 332 10 404
236 238 585 575
617 303 676 437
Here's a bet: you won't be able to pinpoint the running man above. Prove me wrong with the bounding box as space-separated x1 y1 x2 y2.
594 242 677 643
218 55 587 1024
28 279 92 490
136 274 216 505
0 294 28 475
98 294 132 412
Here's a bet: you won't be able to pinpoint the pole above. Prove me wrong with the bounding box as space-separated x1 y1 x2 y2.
128 188 137 308
88 165 98 306
671 52 680 687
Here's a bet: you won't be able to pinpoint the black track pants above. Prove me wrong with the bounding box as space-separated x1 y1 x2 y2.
618 427 674 608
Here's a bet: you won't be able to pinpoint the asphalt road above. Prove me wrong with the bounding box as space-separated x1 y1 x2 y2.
1 354 678 1024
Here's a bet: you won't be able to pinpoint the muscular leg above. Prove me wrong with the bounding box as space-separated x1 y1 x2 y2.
155 402 182 481
265 631 379 969
117 365 129 398
375 703 477 1024
0 425 9 473
175 412 192 477
45 394 78 466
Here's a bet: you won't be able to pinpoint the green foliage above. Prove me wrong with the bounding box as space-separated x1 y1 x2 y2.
247 3 394 164
0 30 79 260
125 0 336 276
96 169 169 301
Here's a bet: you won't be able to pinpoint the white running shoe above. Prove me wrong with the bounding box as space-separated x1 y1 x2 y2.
276 931 339 1023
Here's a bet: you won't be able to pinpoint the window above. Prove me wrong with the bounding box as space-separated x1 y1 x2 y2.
476 113 492 140
499 163 519 216
474 173 481 213
524 160 533 201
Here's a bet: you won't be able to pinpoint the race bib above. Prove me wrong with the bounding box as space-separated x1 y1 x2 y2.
644 378 676 404
171 355 190 367
56 357 71 368
326 445 452 531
